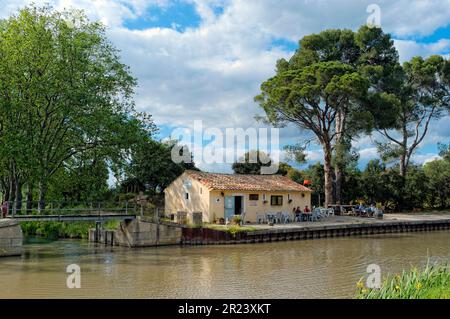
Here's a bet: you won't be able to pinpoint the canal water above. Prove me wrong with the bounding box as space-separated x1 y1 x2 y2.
0 231 449 299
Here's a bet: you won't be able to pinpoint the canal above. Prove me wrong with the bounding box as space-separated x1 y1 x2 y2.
0 231 449 298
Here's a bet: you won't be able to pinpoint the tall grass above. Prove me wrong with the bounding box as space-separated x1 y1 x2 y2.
356 263 449 299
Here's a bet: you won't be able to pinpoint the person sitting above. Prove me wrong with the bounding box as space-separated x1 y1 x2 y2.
294 206 301 222
302 205 311 221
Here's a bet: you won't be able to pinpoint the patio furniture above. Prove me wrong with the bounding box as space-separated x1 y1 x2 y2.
311 209 321 222
282 211 291 223
256 213 266 224
266 212 276 224
275 212 283 224
351 207 361 216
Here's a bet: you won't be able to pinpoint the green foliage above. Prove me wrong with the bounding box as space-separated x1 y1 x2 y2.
121 139 198 194
0 5 157 209
303 162 325 206
423 159 450 208
282 153 449 211
232 150 272 175
21 219 120 239
255 26 399 206
356 263 449 299
21 221 94 239
204 224 257 237
372 55 449 177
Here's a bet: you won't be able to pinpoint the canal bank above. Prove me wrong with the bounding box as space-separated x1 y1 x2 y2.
90 213 450 247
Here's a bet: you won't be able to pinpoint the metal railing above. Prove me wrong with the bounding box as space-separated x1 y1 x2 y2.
4 201 140 218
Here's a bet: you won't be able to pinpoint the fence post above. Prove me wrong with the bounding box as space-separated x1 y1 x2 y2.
125 201 128 215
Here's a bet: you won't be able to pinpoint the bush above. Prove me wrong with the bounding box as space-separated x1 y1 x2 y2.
356 263 449 299
21 221 95 239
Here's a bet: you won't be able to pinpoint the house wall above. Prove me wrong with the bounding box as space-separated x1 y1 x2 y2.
164 173 213 223
209 190 311 223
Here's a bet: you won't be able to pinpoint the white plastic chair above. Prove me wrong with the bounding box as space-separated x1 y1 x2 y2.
256 213 265 224
282 211 291 223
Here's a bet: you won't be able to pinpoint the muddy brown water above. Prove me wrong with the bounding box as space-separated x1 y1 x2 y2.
0 231 449 298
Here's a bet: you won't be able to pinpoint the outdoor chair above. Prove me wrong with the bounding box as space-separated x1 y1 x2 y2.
311 208 322 222
256 213 266 224
311 210 320 222
275 212 283 224
281 212 291 223
266 213 275 223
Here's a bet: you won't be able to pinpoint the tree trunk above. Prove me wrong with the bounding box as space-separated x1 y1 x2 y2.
8 173 16 215
334 108 346 204
26 183 33 213
323 142 333 208
399 152 407 177
335 167 342 204
38 181 47 213
14 180 23 215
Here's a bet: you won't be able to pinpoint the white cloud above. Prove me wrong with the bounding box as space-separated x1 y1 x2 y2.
412 153 442 165
1 0 449 172
395 39 450 62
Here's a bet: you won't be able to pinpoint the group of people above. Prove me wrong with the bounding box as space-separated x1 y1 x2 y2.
356 203 377 216
1 201 9 218
293 205 311 222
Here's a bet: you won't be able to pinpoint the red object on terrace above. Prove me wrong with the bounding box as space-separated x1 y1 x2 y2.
303 180 312 186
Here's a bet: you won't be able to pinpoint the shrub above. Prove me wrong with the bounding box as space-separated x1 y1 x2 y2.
356 263 449 299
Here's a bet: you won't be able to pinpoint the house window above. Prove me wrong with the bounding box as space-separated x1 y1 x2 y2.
185 192 189 200
271 195 283 206
249 194 259 201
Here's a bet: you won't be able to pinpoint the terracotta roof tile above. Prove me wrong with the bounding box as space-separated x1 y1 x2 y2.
185 170 312 192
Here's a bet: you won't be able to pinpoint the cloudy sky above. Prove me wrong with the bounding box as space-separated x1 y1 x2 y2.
2 0 449 172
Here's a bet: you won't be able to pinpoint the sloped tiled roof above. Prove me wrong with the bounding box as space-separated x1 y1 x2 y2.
185 170 312 192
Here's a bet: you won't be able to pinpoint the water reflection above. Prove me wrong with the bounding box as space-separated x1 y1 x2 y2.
1 231 449 298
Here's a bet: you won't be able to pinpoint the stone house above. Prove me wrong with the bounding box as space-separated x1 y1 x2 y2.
164 170 312 223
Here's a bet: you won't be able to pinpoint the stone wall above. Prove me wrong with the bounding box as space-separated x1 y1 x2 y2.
112 218 182 247
0 219 23 257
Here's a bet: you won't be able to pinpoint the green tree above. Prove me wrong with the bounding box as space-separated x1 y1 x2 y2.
361 159 386 204
275 27 399 205
303 162 325 207
123 139 198 194
232 150 273 175
255 26 399 206
374 56 449 177
0 6 144 211
255 59 368 206
423 159 450 209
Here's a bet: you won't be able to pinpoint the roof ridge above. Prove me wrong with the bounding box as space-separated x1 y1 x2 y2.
183 170 312 192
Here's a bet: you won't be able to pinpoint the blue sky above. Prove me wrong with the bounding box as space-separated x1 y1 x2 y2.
1 0 449 172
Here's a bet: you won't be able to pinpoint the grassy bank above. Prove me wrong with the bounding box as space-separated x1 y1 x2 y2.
356 263 449 299
21 220 120 239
